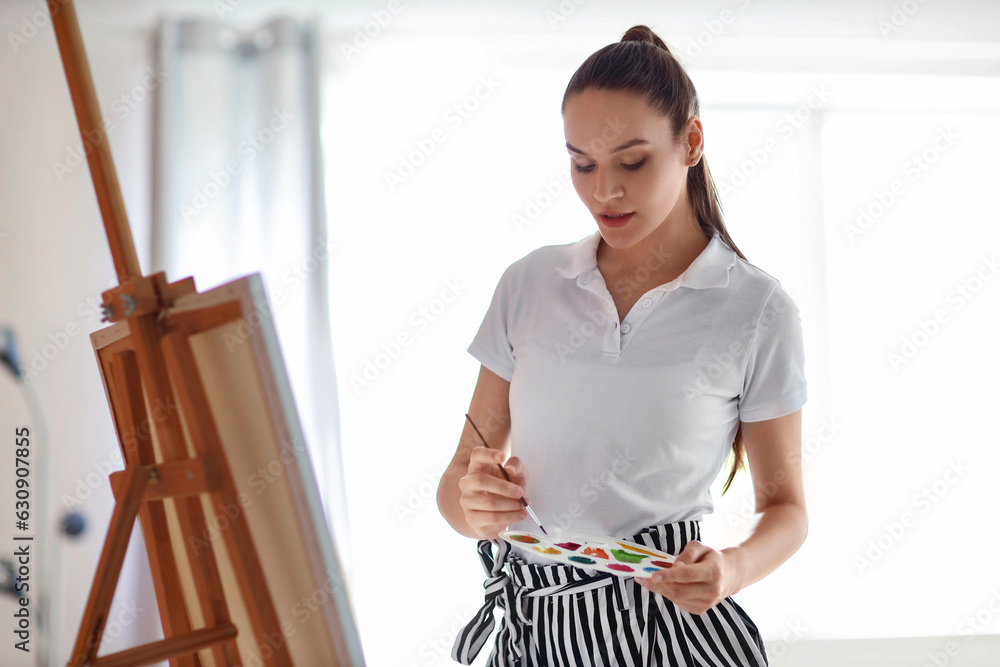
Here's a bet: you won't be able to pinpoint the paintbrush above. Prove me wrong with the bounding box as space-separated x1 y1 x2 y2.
464 413 548 536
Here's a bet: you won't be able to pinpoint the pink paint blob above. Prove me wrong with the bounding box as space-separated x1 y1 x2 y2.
607 564 634 572
555 542 581 551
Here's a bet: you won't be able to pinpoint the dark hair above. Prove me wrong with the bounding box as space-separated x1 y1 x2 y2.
561 24 750 495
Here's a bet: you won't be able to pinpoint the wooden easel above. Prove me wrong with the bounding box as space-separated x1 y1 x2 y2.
47 1 292 665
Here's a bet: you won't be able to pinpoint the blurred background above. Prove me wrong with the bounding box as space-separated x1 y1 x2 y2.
1 0 999 665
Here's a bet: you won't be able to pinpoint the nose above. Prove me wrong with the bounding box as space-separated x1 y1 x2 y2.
592 167 623 202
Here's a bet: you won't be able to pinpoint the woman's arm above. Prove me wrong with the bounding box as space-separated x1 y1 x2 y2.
438 365 526 539
638 409 807 614
722 408 808 592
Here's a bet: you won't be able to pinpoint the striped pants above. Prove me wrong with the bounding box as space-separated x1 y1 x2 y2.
452 520 768 667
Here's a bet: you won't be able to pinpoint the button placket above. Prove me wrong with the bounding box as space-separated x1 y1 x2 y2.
577 270 621 356
616 290 665 354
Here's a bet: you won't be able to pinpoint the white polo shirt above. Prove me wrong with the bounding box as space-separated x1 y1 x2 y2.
468 229 807 564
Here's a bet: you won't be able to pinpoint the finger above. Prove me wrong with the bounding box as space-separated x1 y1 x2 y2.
468 446 505 471
637 574 699 598
503 465 529 489
672 540 710 566
461 489 526 514
460 472 524 500
468 451 519 485
466 509 528 532
459 488 525 516
503 457 530 486
653 560 711 584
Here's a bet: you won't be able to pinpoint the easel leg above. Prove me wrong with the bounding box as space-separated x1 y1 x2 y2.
112 346 240 666
110 350 201 667
68 465 149 666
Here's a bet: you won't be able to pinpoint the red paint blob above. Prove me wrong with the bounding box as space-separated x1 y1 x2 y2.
650 560 673 568
555 542 582 551
607 564 633 572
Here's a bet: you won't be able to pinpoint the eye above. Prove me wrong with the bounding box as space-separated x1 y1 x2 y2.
572 159 645 173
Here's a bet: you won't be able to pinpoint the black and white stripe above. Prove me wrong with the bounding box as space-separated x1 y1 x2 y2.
452 521 768 666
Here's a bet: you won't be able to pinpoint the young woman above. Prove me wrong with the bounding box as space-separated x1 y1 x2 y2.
437 24 808 667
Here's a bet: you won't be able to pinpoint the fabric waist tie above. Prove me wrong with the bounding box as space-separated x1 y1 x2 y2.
451 520 700 665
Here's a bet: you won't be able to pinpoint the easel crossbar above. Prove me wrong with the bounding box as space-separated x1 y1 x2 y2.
108 460 218 502
92 624 238 667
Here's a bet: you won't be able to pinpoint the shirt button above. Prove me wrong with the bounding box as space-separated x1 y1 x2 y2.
642 298 652 307
579 272 592 285
621 323 631 334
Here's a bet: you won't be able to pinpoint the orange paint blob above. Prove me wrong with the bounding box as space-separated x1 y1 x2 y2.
582 547 609 560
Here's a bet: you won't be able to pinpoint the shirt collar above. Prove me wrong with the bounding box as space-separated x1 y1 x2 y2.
555 230 736 290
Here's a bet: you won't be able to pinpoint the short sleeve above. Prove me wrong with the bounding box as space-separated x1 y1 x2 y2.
467 257 527 383
738 283 808 422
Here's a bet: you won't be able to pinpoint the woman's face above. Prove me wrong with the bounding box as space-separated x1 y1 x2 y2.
563 88 700 250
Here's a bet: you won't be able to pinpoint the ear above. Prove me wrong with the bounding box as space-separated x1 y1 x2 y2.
685 115 705 164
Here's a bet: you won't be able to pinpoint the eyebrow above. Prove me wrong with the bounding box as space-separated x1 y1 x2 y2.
566 138 649 157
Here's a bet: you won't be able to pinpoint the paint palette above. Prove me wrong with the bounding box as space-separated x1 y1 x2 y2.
499 527 677 578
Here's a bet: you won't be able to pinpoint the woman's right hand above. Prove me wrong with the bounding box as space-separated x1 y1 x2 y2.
458 446 530 540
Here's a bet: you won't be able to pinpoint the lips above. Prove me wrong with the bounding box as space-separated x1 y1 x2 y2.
599 211 634 227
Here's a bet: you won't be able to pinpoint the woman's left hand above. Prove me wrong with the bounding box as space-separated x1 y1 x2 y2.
636 540 743 615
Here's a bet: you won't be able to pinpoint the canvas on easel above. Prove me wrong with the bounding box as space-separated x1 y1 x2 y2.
43 0 366 664
89 273 365 666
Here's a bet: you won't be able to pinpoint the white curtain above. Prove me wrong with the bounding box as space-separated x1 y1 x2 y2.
149 15 352 581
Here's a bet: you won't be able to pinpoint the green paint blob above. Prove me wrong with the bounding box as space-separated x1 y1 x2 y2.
610 549 647 564
569 556 595 565
510 535 539 544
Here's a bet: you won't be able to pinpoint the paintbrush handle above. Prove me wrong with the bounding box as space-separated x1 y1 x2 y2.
465 412 548 535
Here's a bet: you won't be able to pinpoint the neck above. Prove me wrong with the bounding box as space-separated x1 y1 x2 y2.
597 206 709 282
